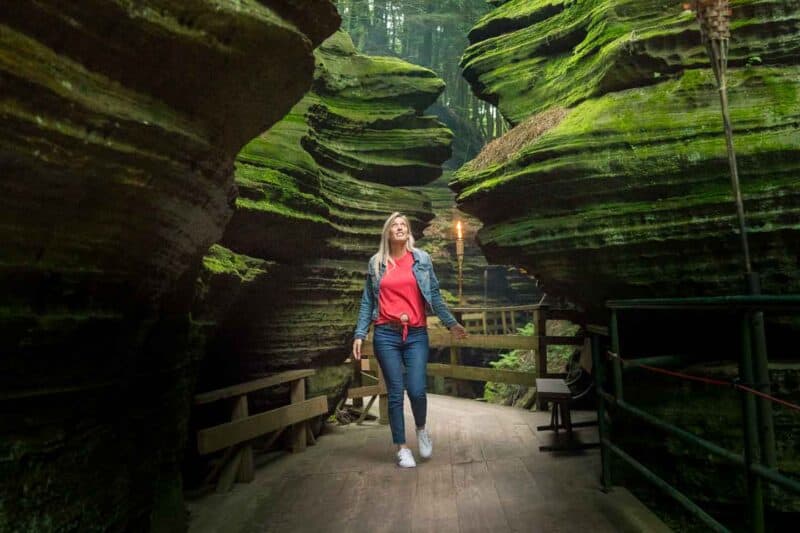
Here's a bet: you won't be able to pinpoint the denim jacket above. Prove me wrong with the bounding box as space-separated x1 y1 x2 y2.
353 248 457 340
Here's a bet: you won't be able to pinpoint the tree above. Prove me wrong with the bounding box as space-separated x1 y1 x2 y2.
336 0 505 165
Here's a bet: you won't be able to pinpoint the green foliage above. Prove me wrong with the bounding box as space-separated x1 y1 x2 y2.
439 288 459 305
747 55 763 66
483 322 534 404
483 321 580 404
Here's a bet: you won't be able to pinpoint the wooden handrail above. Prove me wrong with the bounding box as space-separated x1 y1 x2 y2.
587 324 610 336
197 397 327 454
194 369 315 405
451 303 549 313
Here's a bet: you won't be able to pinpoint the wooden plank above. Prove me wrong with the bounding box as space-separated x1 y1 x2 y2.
486 458 546 532
453 461 511 533
355 394 377 424
427 363 537 386
215 447 243 493
587 324 610 336
449 418 484 465
194 369 315 405
231 396 254 482
197 396 328 455
350 461 417 533
348 383 386 398
451 303 546 313
535 378 571 398
428 331 538 350
482 311 488 334
411 464 459 533
290 378 306 453
265 471 365 532
500 310 507 334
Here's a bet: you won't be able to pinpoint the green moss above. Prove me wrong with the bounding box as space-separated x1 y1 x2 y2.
462 0 800 124
202 244 268 281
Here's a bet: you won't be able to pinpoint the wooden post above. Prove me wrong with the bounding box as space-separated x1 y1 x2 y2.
535 307 549 410
290 378 307 453
500 310 508 334
352 357 363 408
510 310 516 332
482 311 488 335
232 396 254 482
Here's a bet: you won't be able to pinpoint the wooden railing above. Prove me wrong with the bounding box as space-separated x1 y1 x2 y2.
347 302 584 414
194 369 328 492
445 303 583 387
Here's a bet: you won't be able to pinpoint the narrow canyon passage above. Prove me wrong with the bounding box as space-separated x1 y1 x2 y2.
2 1 800 532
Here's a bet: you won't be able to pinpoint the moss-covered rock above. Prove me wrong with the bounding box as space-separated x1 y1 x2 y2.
454 0 800 314
455 0 800 524
198 31 452 386
0 2 339 530
462 0 800 124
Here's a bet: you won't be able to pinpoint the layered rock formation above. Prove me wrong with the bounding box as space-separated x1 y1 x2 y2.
198 31 452 392
453 0 800 524
411 173 542 308
0 2 339 531
453 0 800 313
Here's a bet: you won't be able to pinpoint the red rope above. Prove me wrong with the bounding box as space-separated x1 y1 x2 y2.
607 351 800 412
736 384 800 412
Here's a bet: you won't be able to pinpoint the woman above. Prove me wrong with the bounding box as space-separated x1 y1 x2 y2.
353 212 467 468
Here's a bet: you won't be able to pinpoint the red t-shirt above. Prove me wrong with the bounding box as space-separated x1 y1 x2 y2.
375 251 426 339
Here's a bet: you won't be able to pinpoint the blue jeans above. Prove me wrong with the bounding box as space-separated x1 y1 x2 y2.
373 325 429 444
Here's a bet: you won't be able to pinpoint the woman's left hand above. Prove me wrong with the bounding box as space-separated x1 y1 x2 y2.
450 323 468 339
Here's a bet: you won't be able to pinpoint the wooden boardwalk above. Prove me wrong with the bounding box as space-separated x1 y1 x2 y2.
187 394 669 533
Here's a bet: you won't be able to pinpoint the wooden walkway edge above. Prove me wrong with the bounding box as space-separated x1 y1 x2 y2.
187 394 670 533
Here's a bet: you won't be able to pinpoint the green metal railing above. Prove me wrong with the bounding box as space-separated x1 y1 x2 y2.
592 295 800 533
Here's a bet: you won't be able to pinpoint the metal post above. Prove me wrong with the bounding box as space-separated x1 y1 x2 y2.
592 333 612 491
610 310 623 402
739 313 765 533
745 274 777 470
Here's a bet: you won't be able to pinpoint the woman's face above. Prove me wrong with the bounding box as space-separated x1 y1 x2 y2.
388 217 409 244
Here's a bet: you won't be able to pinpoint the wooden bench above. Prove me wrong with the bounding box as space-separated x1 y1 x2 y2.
194 369 328 491
535 378 598 452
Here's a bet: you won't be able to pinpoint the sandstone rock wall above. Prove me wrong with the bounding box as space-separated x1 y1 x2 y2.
0 2 339 530
453 0 800 314
197 31 452 393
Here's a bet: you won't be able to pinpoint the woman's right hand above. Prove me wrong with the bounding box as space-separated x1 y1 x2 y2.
352 338 363 360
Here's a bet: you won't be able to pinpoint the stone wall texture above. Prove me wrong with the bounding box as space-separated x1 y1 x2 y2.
195 31 452 403
452 0 800 314
0 2 339 531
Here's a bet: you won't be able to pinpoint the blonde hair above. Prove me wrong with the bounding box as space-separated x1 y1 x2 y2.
372 212 415 272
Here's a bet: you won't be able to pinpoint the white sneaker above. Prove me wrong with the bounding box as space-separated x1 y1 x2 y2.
397 447 416 468
417 429 433 459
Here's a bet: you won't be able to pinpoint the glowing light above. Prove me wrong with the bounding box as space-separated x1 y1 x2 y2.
456 221 463 239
